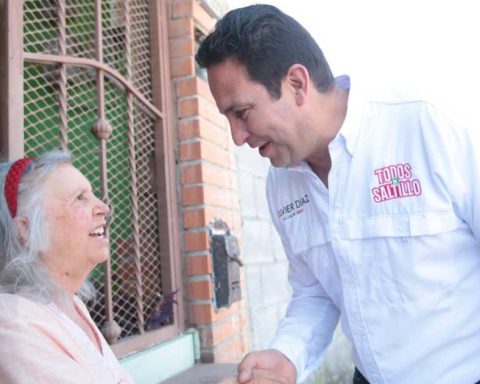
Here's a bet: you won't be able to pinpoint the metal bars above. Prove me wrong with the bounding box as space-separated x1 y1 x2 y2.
21 0 171 348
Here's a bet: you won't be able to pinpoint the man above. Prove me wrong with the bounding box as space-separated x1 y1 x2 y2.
196 4 480 384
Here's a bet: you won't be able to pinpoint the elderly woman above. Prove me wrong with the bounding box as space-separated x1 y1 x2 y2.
0 152 134 383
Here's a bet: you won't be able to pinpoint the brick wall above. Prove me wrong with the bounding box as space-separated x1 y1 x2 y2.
167 0 249 363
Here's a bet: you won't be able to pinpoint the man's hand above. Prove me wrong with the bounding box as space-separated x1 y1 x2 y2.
237 349 297 384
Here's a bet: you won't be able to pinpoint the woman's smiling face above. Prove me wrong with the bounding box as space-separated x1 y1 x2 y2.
40 164 110 282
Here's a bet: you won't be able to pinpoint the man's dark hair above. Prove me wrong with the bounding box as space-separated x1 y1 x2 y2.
196 4 335 99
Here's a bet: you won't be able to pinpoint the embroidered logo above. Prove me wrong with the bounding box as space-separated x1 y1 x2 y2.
277 194 310 221
371 163 422 203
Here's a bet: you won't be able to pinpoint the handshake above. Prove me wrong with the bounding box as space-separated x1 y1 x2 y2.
218 369 291 384
217 349 296 384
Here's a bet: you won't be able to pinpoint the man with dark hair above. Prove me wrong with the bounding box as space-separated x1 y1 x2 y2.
197 4 480 384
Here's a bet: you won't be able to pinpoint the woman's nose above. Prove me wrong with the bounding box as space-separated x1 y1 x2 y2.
94 197 110 216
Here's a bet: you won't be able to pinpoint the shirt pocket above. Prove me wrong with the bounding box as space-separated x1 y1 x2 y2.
342 209 463 239
340 209 469 307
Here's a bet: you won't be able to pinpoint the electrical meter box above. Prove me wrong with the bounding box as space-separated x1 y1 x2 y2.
209 217 243 309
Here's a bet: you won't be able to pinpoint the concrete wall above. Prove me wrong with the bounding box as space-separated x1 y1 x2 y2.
235 145 291 350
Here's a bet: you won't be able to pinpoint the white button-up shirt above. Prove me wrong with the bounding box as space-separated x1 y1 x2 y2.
267 76 480 383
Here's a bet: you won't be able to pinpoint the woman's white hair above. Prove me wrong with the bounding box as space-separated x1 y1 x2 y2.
0 151 95 302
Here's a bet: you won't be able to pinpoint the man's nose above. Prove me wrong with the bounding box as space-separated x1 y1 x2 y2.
230 120 250 146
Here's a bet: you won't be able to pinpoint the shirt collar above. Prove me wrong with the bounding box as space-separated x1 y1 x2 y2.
284 75 365 173
284 160 312 174
332 75 366 156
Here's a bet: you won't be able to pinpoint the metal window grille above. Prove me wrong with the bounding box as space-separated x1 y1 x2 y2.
20 0 180 352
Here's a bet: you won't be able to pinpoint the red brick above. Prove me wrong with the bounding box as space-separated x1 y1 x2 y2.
176 77 198 98
190 303 215 324
201 142 231 167
200 99 228 128
208 315 243 345
189 302 241 325
188 279 213 301
170 57 195 77
181 162 227 185
183 184 237 209
178 118 228 149
179 97 200 117
184 208 207 228
198 320 249 363
181 163 202 184
179 140 231 167
211 336 246 363
168 18 194 38
186 254 212 275
172 0 193 18
178 97 228 129
169 37 195 57
183 185 204 205
198 118 229 148
178 119 200 141
184 230 209 252
176 77 215 102
179 141 201 161
183 207 237 229
181 162 235 188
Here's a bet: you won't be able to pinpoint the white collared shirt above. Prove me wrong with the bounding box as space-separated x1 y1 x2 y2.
267 76 480 383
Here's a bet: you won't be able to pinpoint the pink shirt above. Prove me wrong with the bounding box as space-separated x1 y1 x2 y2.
0 293 134 383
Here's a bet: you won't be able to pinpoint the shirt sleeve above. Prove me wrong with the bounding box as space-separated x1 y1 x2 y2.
269 253 340 383
0 319 97 384
266 170 340 383
455 117 480 238
430 103 480 238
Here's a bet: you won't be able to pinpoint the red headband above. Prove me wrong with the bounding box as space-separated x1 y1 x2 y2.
4 158 33 217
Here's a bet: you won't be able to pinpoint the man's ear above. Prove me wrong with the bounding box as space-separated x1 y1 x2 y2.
285 64 309 106
14 216 29 247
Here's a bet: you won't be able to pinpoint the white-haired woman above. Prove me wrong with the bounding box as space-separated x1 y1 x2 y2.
0 152 134 383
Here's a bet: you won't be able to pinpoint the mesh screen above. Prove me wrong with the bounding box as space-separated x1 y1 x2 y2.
24 0 60 55
65 2 97 59
102 1 127 75
24 62 62 154
23 0 166 342
130 0 153 101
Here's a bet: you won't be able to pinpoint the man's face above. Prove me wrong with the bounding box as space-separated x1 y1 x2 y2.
207 59 309 167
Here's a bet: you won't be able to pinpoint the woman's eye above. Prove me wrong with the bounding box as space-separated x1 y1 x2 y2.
76 194 86 201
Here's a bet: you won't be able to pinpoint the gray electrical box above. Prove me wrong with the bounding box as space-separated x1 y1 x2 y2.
209 218 243 309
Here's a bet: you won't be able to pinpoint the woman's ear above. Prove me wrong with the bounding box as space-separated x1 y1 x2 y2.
286 64 309 106
14 216 29 247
